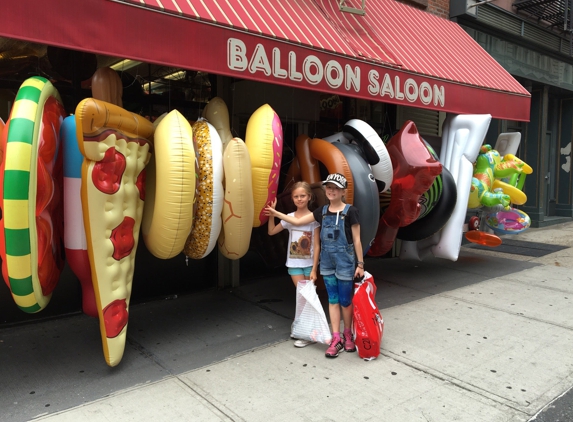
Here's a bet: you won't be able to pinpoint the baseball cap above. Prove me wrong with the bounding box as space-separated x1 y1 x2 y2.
322 173 347 189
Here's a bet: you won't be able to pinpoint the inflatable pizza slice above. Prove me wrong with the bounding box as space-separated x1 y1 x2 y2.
75 98 154 367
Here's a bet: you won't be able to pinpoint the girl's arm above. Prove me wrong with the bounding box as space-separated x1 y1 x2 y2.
310 225 320 282
264 206 316 226
351 223 365 279
267 199 284 236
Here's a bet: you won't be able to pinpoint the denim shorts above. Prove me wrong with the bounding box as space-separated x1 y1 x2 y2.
287 266 313 277
319 245 355 281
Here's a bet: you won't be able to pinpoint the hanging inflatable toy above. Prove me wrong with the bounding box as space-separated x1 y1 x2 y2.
245 104 283 227
202 97 233 149
491 153 532 206
218 138 254 259
397 166 457 242
332 142 379 253
142 109 196 259
342 119 393 192
309 137 355 204
368 121 442 257
468 146 510 209
184 119 224 259
485 207 531 235
61 115 97 317
76 97 154 367
0 76 66 313
421 114 492 262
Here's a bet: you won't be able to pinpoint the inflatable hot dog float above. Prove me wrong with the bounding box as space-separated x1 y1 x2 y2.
218 138 254 259
0 76 66 313
75 98 154 367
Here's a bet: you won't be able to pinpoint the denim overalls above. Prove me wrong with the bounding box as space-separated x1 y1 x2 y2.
320 204 356 282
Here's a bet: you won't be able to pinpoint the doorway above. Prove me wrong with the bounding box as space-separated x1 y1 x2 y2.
545 130 557 216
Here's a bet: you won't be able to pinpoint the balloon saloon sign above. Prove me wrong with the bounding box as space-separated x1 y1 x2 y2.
227 38 445 109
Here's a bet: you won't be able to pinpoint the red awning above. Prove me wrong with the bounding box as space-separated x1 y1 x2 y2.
0 0 530 121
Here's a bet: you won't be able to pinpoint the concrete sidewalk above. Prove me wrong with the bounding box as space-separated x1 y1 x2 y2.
1 222 572 422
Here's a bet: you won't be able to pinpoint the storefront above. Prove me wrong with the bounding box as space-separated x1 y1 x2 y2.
451 0 573 226
0 0 531 324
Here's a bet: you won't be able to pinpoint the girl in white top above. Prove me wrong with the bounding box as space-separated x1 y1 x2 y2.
268 181 320 348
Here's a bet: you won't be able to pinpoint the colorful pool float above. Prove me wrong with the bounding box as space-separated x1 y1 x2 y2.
0 76 66 313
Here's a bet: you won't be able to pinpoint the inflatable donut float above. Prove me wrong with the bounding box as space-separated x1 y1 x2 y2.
368 121 442 257
0 76 66 313
342 119 393 192
308 137 354 204
203 97 233 148
75 98 154 367
397 166 457 242
332 143 379 253
142 109 196 259
245 104 283 227
184 119 224 259
61 115 97 317
218 138 254 260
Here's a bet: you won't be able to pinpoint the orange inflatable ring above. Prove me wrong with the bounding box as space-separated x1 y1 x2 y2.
184 119 224 259
142 109 196 259
245 104 283 227
296 134 321 183
0 76 66 313
218 138 254 259
76 98 154 367
308 138 354 205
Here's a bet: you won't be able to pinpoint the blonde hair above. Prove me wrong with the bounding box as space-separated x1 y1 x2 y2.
291 181 314 204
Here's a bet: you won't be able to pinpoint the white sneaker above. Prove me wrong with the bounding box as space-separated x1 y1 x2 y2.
294 339 316 348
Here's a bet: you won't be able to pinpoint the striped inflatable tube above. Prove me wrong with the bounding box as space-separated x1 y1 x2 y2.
0 76 66 313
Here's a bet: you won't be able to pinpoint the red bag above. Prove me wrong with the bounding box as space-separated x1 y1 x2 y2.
352 272 384 361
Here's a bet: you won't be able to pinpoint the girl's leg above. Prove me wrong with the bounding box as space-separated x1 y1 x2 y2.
341 304 353 331
329 303 341 335
290 274 306 287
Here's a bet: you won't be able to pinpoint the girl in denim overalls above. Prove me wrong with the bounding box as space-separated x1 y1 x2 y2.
265 173 364 358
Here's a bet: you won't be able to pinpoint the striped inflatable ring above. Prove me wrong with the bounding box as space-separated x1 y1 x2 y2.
184 119 224 259
0 76 66 313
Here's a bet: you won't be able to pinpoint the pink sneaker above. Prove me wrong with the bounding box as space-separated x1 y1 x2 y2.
325 337 343 358
343 332 356 353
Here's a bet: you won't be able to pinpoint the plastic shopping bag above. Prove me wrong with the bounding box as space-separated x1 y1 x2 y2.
352 271 384 361
291 280 332 344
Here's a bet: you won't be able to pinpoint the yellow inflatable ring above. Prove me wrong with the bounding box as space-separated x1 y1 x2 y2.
492 179 527 205
0 76 66 313
245 104 283 227
184 119 224 259
142 109 196 259
76 98 154 367
218 138 253 259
